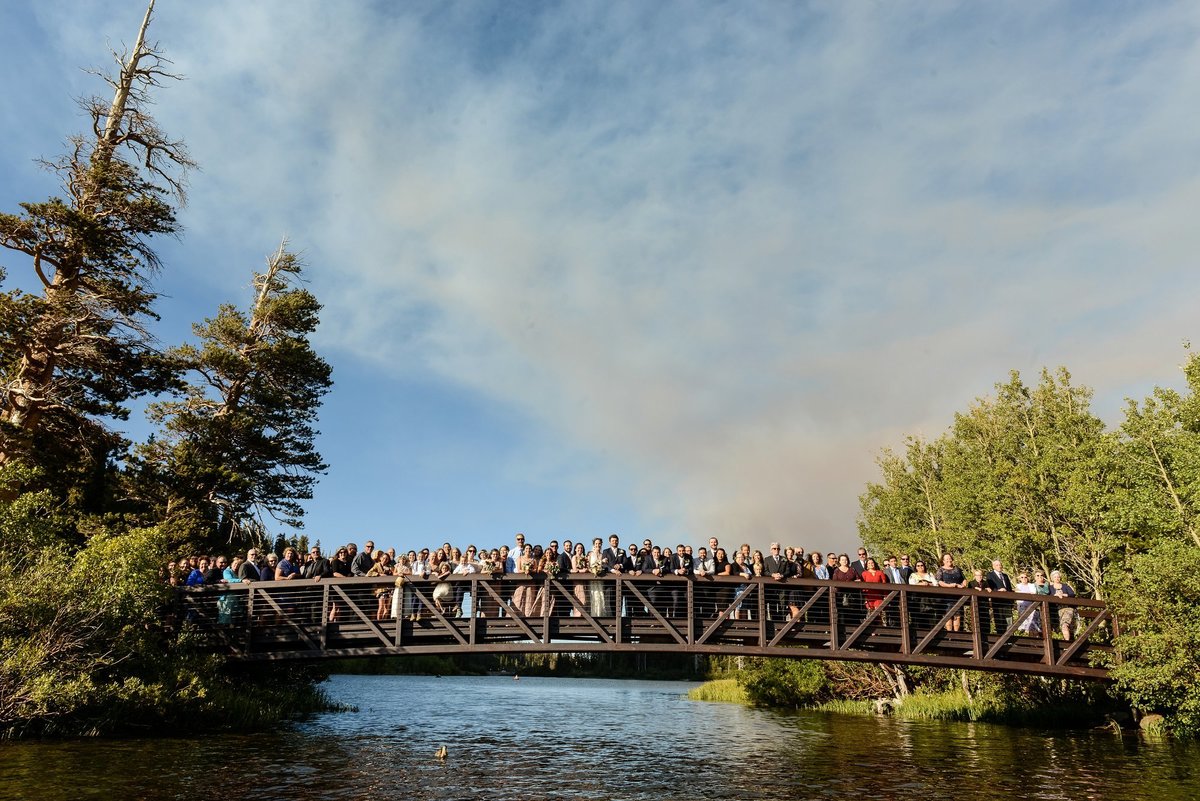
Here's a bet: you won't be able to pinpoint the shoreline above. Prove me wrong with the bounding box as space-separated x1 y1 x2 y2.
686 676 1132 732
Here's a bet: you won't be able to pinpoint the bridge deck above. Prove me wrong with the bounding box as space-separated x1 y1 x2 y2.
177 575 1114 679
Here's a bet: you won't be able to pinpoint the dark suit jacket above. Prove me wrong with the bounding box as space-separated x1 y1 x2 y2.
641 554 669 575
603 547 624 570
763 555 791 578
850 559 868 578
669 553 693 576
986 570 1013 592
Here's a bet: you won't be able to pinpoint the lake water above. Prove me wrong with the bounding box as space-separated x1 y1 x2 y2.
2 674 1198 800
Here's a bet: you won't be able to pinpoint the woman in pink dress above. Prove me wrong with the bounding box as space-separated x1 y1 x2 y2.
570 542 589 614
512 545 536 617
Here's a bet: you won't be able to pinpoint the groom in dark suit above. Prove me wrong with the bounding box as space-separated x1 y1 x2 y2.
986 559 1014 632
763 543 794 620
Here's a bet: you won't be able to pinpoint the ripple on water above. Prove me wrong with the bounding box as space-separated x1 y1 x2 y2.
1 674 1199 801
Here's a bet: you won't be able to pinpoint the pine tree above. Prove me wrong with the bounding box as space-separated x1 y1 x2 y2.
139 244 333 541
0 0 191 499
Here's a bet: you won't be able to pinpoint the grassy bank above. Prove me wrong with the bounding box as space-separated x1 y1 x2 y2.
687 660 1121 730
687 678 748 704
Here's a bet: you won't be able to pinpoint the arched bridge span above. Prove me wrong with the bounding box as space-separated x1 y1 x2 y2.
178 574 1114 679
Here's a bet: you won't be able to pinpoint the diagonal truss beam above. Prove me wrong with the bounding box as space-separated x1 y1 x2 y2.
549 579 613 643
257 589 321 650
410 586 468 645
838 590 898 651
478 581 540 642
332 584 393 647
697 584 757 645
768 587 831 647
623 583 687 644
912 596 968 655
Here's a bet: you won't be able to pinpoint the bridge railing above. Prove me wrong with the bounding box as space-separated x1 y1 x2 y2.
176 574 1114 678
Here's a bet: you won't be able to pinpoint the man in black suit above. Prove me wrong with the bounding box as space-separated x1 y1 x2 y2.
896 554 915 584
642 545 670 616
548 540 572 575
238 549 262 582
844 547 870 624
623 543 644 616
603 535 623 571
546 540 571 617
986 559 1014 632
668 544 693 616
600 535 623 613
850 547 869 578
763 543 796 620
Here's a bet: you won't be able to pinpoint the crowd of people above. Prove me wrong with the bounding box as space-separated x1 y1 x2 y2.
167 535 1081 640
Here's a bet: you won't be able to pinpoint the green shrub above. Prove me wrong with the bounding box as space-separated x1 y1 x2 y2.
738 658 827 707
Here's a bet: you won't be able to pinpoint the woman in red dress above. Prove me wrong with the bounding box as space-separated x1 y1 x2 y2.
860 557 888 613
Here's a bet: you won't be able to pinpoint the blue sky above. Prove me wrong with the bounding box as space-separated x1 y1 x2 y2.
2 1 1199 555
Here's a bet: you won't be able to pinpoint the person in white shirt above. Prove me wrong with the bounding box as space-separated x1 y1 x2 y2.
452 553 478 616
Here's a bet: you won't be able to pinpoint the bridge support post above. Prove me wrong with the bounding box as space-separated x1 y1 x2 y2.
970 594 983 662
245 585 255 655
757 583 767 646
469 575 478 646
320 583 330 649
829 586 840 650
1041 599 1053 665
615 577 624 644
687 579 695 645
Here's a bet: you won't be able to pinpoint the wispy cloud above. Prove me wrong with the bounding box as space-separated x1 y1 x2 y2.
9 1 1200 545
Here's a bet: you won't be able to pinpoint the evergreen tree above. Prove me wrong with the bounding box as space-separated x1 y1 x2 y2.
0 0 191 501
138 244 333 541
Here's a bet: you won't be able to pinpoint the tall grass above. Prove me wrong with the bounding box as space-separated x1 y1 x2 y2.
815 699 875 716
687 678 748 704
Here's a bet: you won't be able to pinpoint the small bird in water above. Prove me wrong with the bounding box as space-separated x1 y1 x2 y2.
435 745 448 761
514 674 520 681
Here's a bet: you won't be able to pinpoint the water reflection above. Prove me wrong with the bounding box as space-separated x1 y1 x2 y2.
1 674 1198 801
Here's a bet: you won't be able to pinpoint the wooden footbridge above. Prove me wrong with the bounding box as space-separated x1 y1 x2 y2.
178 574 1115 679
